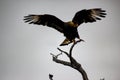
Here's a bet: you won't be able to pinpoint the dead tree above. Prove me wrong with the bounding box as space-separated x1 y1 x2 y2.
50 40 89 80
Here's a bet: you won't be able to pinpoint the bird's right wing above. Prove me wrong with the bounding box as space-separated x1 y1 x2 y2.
72 8 107 27
24 14 65 33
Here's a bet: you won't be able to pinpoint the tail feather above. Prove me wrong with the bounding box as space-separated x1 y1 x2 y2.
60 38 73 46
60 38 85 46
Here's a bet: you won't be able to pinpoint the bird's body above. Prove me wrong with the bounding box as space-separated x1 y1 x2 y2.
24 8 106 46
61 22 80 45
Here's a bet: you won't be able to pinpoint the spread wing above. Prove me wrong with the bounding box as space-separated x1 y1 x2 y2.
24 14 65 33
72 8 107 27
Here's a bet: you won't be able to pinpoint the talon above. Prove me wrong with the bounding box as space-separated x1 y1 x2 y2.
80 39 85 42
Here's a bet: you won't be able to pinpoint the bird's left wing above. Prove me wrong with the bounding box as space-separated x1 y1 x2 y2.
24 14 65 33
72 8 107 27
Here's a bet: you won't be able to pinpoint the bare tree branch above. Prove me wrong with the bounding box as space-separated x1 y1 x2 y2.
50 39 89 80
69 39 84 64
50 53 71 66
57 48 69 57
50 52 62 58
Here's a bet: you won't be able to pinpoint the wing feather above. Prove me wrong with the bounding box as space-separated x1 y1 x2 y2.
24 14 64 33
72 8 107 27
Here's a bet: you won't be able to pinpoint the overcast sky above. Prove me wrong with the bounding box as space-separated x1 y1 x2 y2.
0 0 120 80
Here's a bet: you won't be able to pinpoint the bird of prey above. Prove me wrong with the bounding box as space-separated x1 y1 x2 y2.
24 8 106 46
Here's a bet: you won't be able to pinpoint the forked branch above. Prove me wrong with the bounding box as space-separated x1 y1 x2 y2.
50 39 88 80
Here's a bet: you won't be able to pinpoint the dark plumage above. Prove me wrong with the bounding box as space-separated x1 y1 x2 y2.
24 8 106 46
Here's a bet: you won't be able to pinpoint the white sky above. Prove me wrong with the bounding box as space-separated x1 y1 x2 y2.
0 0 120 80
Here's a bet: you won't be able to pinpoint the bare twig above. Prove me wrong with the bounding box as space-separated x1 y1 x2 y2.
57 48 69 57
50 53 71 67
50 52 62 58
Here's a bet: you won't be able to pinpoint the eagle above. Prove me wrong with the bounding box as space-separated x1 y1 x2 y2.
24 8 106 46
